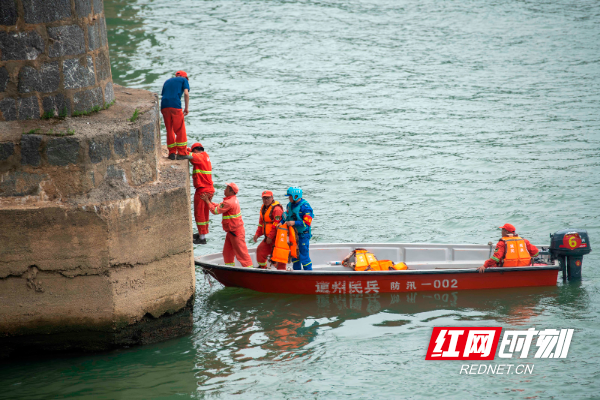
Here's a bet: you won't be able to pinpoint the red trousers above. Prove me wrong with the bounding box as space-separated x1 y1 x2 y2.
194 189 214 235
223 228 253 267
256 239 286 270
161 107 187 155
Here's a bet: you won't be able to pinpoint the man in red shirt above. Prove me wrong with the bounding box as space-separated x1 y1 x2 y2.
253 191 285 269
189 143 214 245
478 223 539 273
201 182 253 268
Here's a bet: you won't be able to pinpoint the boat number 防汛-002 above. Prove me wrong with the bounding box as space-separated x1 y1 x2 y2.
390 279 459 291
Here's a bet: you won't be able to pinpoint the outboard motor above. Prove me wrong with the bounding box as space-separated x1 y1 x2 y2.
549 229 592 280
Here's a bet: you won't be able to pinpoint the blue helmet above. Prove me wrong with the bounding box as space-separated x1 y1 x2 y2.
286 186 303 201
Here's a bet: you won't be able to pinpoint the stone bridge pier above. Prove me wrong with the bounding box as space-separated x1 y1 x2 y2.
0 0 195 358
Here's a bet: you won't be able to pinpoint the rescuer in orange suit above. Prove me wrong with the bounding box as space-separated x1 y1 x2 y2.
478 224 539 273
252 190 285 270
161 71 192 160
201 183 253 268
188 143 214 245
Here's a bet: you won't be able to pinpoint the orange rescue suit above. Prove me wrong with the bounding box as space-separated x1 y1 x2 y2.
190 152 213 189
500 236 532 267
191 151 214 235
271 224 298 264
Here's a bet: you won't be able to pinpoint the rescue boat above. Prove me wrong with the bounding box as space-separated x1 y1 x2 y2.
195 229 591 295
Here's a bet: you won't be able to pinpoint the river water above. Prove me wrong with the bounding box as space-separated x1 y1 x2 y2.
2 0 600 398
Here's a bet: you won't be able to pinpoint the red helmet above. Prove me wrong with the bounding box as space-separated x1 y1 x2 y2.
175 70 188 78
191 142 203 151
498 223 516 233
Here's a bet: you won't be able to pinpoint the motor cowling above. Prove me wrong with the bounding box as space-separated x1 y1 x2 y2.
549 229 592 280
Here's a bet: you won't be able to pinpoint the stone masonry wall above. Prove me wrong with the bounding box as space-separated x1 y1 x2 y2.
0 155 195 355
0 85 160 198
0 0 113 120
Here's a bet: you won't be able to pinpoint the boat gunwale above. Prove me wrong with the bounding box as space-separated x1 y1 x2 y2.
195 261 560 276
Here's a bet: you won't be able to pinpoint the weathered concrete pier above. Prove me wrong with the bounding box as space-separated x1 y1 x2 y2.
0 0 195 358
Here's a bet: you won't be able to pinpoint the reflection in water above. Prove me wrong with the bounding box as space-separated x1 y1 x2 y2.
189 282 588 390
201 284 574 327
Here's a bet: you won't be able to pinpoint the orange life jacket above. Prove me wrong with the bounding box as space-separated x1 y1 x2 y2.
501 236 532 267
354 249 379 271
352 249 408 271
260 201 283 237
392 262 408 270
271 224 298 264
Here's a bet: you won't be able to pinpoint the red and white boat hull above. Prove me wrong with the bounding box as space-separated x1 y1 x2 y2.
197 264 559 295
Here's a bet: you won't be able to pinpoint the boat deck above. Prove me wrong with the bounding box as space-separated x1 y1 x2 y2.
307 261 484 272
195 242 553 271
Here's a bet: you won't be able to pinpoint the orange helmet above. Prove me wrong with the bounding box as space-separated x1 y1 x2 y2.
226 182 239 194
191 142 203 151
175 70 188 78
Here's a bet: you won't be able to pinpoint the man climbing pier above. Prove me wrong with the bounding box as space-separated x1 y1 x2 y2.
189 143 214 244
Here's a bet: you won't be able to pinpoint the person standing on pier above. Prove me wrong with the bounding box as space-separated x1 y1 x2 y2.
253 190 285 269
281 187 314 270
161 71 192 160
201 183 253 268
189 143 214 245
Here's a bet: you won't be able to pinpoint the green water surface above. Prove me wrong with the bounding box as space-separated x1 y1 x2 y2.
2 0 600 398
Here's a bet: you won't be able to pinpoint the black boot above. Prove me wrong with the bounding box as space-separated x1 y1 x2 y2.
168 153 176 160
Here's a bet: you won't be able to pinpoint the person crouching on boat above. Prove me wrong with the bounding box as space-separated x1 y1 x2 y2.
477 223 539 273
252 190 286 270
281 187 314 271
201 182 253 268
